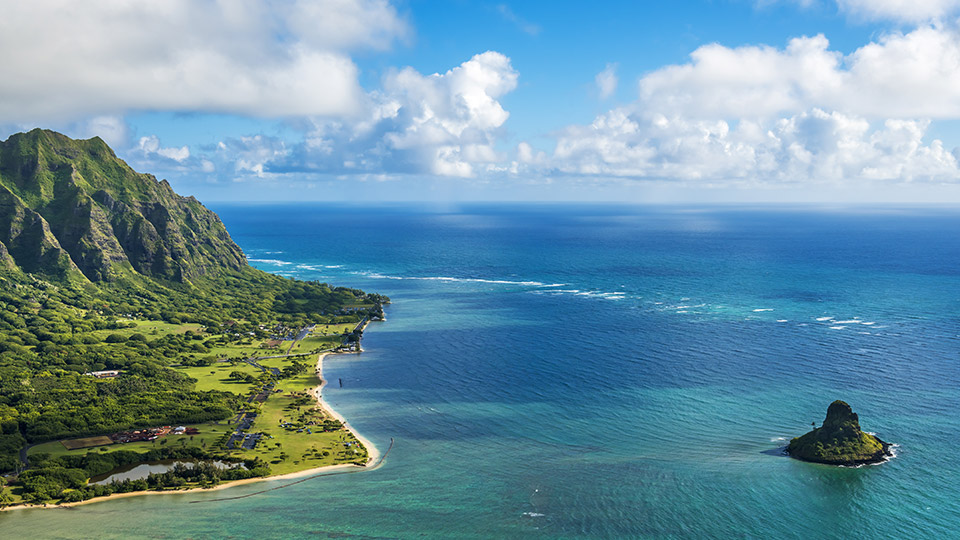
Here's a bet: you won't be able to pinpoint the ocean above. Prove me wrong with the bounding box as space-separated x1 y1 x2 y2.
3 204 959 539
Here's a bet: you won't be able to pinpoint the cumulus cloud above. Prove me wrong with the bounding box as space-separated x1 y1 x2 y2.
215 135 289 178
0 0 408 123
136 136 190 163
544 25 957 185
545 107 959 183
595 64 618 100
125 134 208 175
639 35 842 119
269 51 519 178
638 27 960 120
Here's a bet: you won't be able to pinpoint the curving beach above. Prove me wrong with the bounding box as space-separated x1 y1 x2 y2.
313 351 381 466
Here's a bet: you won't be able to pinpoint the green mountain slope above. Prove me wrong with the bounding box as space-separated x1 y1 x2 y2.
0 129 244 282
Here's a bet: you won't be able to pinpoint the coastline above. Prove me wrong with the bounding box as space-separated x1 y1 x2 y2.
3 345 380 512
313 350 381 467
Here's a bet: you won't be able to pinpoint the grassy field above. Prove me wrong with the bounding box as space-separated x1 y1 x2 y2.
281 323 356 354
313 323 358 335
287 335 338 354
172 345 367 474
206 342 267 359
175 362 262 393
27 422 230 460
257 355 311 370
226 368 368 475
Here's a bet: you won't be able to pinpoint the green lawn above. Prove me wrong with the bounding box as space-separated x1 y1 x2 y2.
226 369 368 474
257 355 311 370
174 362 262 393
27 422 230 460
313 323 357 335
287 335 339 354
206 341 267 359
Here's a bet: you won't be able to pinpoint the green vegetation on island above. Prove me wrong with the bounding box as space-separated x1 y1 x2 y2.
0 130 388 507
786 400 892 466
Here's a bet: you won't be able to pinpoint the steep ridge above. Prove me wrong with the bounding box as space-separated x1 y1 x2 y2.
0 129 245 282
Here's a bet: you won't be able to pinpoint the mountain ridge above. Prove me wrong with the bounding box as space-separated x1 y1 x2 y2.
0 129 245 283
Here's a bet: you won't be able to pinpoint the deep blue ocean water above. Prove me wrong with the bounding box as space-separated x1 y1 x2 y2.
3 204 959 539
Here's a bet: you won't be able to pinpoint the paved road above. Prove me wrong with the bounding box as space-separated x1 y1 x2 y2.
285 324 315 355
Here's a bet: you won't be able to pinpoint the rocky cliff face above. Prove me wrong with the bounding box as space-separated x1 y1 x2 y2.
0 129 246 282
787 400 892 466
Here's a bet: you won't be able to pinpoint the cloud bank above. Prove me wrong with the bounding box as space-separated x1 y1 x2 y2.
543 25 960 184
0 0 407 122
270 51 519 178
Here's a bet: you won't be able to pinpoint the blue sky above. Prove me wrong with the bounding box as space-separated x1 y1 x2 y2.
4 0 960 203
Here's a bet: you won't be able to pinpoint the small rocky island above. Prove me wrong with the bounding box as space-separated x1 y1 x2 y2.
786 400 892 466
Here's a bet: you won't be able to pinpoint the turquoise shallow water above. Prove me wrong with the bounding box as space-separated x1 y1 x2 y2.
2 204 959 538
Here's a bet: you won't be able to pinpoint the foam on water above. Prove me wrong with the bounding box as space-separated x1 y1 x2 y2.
356 271 565 288
248 258 292 265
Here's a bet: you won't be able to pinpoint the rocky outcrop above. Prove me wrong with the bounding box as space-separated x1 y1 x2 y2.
0 129 247 283
787 400 892 466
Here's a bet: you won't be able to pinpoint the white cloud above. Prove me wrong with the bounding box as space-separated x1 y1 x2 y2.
267 51 519 178
137 136 190 163
126 135 194 171
0 0 407 123
72 116 131 150
842 26 960 117
639 35 842 119
545 107 959 183
563 25 960 187
638 26 960 120
595 64 618 100
216 135 289 178
837 0 960 22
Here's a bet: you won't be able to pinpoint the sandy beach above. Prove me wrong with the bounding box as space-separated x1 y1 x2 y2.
3 349 380 512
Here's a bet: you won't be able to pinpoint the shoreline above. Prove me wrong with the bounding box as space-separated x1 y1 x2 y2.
3 342 380 512
313 350 381 467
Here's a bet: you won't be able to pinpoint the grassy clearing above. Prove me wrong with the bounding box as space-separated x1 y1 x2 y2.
205 342 266 359
27 422 230 460
87 320 203 340
257 355 311 370
174 362 261 393
287 335 339 354
313 323 357 335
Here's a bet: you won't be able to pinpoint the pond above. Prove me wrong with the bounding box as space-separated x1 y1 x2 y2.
89 460 244 485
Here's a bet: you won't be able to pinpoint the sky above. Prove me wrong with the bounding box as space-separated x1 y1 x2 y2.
5 0 960 203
